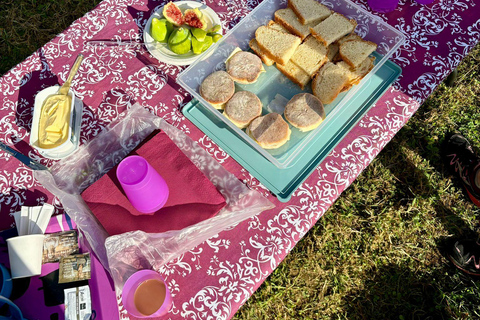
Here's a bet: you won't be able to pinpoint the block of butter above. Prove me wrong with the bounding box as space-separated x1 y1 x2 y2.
38 93 72 149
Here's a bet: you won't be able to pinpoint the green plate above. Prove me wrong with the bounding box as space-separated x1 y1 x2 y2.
182 57 402 202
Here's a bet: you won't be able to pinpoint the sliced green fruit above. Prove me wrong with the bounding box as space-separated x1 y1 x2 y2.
208 24 221 34
151 18 173 43
191 28 207 42
201 35 213 52
191 36 203 55
168 27 189 45
212 33 223 43
168 28 192 54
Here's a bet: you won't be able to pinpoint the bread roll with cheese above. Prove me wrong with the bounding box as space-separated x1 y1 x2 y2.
284 93 325 132
247 113 291 149
200 71 235 109
224 91 263 129
226 51 264 84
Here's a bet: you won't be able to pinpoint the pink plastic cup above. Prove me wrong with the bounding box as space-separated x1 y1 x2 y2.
116 155 169 214
122 270 172 318
367 0 399 13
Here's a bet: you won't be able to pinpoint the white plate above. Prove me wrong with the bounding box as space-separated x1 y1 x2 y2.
143 1 222 66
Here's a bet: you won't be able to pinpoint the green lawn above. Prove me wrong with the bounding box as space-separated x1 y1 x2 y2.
2 1 480 319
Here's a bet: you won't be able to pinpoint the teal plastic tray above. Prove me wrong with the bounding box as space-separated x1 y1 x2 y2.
182 59 401 202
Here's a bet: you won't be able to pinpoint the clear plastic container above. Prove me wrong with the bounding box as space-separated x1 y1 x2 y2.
177 0 405 169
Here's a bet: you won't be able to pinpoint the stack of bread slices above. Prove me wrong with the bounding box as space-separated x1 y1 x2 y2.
249 0 378 104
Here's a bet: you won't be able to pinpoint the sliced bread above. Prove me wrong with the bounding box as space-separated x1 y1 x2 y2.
337 56 375 86
274 8 316 40
336 32 363 45
255 26 301 65
277 60 311 89
310 12 357 46
249 39 275 66
339 39 377 67
267 20 290 34
311 62 350 104
290 35 328 76
288 0 331 25
326 42 339 61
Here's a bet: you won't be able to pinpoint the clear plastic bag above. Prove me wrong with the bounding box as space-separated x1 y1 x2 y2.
35 103 274 293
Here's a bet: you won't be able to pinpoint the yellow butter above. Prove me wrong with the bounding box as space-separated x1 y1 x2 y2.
37 94 71 149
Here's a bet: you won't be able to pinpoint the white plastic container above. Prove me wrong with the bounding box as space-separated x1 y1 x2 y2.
30 85 83 159
177 0 405 169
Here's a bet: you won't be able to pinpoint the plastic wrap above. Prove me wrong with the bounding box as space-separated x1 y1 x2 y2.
35 103 274 294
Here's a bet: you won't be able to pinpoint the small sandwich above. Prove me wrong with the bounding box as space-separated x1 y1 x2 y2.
226 51 264 84
223 91 263 129
199 71 235 110
284 93 326 132
247 113 291 149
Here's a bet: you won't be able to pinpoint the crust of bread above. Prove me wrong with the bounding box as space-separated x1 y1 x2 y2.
276 61 311 89
255 28 301 65
249 38 275 66
310 14 357 46
274 10 313 40
338 39 377 68
288 2 307 24
287 0 331 25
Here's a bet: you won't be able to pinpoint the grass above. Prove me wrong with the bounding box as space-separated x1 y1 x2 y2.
2 1 480 319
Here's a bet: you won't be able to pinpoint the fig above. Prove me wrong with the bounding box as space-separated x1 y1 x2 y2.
151 18 173 43
191 36 203 55
163 2 184 27
212 34 223 43
201 35 213 52
168 27 191 55
191 28 207 42
184 8 207 30
208 24 221 34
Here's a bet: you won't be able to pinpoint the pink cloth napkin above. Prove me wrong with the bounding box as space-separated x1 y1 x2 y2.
81 131 227 236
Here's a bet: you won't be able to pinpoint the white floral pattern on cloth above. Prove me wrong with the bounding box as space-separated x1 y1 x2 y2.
0 0 480 319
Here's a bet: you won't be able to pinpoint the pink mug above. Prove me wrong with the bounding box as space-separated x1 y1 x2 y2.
122 270 172 318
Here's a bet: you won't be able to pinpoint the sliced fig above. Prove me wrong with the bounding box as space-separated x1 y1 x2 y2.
163 2 184 27
184 8 207 30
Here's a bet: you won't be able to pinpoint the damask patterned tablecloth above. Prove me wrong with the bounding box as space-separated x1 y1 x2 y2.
1 0 479 319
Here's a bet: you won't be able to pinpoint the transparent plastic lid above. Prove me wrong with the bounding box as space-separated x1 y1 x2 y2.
177 0 405 169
